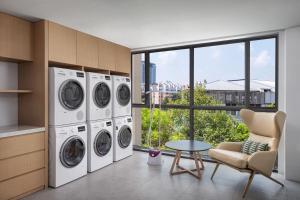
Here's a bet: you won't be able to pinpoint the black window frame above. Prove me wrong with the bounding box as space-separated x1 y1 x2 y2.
131 34 279 140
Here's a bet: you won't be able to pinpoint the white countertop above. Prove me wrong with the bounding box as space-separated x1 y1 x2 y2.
0 125 45 138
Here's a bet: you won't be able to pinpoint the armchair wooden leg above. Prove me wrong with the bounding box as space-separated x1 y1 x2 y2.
242 171 255 198
211 163 220 180
262 173 284 187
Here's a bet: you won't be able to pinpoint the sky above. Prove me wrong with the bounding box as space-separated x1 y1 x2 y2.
149 38 275 85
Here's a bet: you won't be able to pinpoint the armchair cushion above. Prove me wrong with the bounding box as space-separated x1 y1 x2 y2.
208 149 249 169
216 142 243 152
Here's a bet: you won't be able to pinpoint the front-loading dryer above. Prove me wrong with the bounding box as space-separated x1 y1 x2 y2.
49 123 87 187
113 116 133 161
87 119 113 172
86 72 112 121
112 75 131 118
49 67 86 126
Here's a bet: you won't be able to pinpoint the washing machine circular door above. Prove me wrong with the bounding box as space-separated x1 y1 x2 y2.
116 84 130 106
118 126 132 149
93 82 111 108
94 130 112 156
60 136 86 168
59 80 84 110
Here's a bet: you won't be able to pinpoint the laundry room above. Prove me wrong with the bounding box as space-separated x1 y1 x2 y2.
1 1 300 200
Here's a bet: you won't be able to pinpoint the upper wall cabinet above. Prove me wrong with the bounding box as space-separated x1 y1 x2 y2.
98 39 116 71
49 22 76 65
0 13 33 61
76 32 98 68
47 20 131 73
115 44 131 74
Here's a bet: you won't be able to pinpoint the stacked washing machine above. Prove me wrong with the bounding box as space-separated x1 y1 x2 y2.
86 72 114 172
48 67 133 187
111 75 133 161
48 67 87 188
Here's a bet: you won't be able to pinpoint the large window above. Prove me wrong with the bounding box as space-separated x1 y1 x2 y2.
149 49 189 105
194 43 245 106
250 38 276 108
132 35 278 151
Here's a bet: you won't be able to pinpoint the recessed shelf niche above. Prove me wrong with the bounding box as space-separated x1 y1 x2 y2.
0 61 31 127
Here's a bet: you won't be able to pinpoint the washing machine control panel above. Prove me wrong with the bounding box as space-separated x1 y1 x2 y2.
78 126 86 132
106 121 112 126
76 72 85 78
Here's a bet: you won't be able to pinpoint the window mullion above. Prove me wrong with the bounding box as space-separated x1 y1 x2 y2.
145 53 150 107
189 47 194 140
245 41 250 108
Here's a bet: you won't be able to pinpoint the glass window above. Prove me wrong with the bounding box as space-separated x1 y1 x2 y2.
132 53 145 104
133 107 189 148
132 36 277 161
194 110 249 148
149 49 189 105
250 38 276 108
194 43 245 106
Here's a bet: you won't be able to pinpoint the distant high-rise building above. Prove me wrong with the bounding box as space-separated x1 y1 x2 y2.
141 61 156 84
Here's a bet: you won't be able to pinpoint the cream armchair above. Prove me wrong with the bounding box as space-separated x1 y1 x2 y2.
208 109 286 198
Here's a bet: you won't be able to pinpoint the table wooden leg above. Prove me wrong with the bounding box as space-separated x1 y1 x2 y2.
170 150 179 174
176 151 181 165
193 152 201 179
198 152 205 169
170 151 204 179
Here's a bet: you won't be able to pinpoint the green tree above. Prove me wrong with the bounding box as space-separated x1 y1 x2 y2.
141 85 249 148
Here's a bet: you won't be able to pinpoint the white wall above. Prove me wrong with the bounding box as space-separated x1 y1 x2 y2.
284 26 300 182
278 31 286 175
0 61 18 127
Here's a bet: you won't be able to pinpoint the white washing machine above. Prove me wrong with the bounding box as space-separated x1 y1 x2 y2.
49 123 87 188
86 72 112 121
113 116 133 161
112 75 131 118
49 67 86 126
87 119 113 172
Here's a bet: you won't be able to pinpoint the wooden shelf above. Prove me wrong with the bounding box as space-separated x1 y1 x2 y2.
83 66 110 74
110 71 130 77
0 89 32 93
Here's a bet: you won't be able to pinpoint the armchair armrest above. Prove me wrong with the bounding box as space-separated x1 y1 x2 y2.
216 142 243 152
248 151 277 176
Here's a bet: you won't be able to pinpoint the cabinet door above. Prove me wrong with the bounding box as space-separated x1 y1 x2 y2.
98 39 116 71
0 13 33 61
115 45 131 74
76 32 98 68
49 22 76 65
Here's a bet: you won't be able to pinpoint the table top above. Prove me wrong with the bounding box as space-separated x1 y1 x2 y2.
165 140 211 152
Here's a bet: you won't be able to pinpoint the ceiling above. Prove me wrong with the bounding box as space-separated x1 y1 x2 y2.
1 0 300 50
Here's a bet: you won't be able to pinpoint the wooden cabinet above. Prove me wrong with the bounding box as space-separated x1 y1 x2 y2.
115 44 131 74
0 13 33 61
0 132 45 200
76 32 98 68
47 20 131 73
98 39 116 71
49 22 76 65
